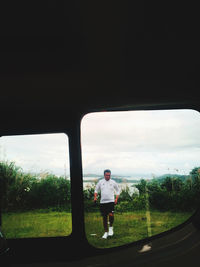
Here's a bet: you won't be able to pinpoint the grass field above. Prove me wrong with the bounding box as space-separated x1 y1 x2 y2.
2 210 72 239
85 210 193 248
1 209 193 249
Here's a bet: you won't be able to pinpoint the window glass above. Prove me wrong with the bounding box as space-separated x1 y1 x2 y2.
0 133 71 238
81 109 200 248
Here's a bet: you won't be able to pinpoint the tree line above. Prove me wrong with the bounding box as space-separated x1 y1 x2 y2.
0 161 200 212
0 161 71 212
84 167 200 212
135 168 200 212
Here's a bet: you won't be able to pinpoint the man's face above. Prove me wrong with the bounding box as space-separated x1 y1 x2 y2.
104 172 111 181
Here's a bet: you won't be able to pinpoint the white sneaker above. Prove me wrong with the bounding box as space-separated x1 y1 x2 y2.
102 232 108 239
108 227 113 236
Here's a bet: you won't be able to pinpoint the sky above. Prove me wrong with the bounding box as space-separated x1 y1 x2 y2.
0 109 200 179
81 109 200 178
0 133 70 177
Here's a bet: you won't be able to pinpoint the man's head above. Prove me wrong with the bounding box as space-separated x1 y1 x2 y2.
104 169 111 181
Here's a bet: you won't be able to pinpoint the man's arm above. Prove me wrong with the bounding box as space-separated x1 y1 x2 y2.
115 194 119 205
114 181 120 204
94 192 98 202
94 181 100 202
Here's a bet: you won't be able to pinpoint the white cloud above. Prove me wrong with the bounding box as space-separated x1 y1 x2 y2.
0 133 69 176
1 109 200 179
81 109 200 176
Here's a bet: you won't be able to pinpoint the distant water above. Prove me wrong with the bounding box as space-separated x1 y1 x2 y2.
83 177 101 181
83 176 145 181
83 179 139 195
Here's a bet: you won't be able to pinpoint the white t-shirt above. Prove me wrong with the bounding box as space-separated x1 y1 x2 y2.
95 179 120 204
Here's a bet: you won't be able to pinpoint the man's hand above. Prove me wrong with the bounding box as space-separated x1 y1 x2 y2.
115 195 119 205
94 192 98 203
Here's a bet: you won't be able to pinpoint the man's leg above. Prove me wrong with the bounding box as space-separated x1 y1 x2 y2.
109 212 114 227
102 214 108 239
103 215 108 232
108 208 114 236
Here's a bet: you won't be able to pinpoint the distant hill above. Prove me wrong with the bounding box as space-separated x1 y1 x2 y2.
83 173 190 184
83 175 140 184
154 173 189 182
93 177 140 184
111 177 140 183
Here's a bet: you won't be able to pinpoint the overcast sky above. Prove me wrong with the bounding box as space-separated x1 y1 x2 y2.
81 109 200 178
0 133 70 177
0 109 200 179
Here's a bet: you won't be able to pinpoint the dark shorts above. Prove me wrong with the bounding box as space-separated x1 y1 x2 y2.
100 202 115 216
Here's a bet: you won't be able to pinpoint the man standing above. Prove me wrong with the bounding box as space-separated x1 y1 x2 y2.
94 169 120 239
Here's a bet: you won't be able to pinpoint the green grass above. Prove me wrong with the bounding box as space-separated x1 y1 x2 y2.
84 210 193 248
2 210 72 239
1 209 193 249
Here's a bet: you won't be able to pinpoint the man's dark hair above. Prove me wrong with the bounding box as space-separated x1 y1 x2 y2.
104 169 111 175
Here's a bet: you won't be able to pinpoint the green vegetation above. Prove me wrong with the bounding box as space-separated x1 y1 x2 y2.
83 167 199 248
1 161 200 213
0 161 199 246
2 210 72 238
0 161 71 212
136 168 200 212
1 209 192 247
85 210 192 248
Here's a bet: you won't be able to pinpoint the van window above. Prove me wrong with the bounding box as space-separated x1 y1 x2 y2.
0 133 71 238
81 109 200 248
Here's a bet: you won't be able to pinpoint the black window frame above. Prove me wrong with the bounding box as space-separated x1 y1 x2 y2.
1 103 200 265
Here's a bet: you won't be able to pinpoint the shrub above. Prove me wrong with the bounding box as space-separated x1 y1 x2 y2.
0 161 71 212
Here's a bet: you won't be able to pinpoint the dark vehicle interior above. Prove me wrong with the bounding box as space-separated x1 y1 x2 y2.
1 1 200 266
